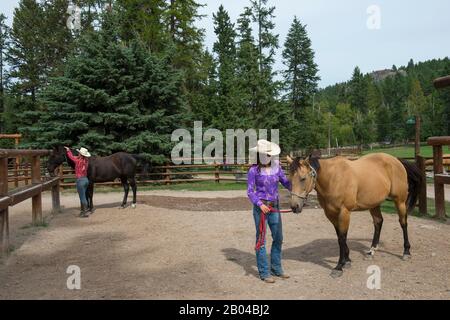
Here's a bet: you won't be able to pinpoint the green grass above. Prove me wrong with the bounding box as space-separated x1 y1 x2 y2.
62 180 248 193
362 145 450 158
380 198 450 218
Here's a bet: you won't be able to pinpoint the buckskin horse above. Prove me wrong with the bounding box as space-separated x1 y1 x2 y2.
286 153 422 278
47 145 150 211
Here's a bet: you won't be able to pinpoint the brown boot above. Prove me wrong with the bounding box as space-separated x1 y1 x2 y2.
262 277 276 283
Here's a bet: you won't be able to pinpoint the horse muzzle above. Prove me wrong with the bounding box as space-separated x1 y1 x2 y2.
290 198 305 214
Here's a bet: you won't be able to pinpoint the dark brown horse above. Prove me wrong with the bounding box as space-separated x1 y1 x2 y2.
287 153 423 278
47 145 149 211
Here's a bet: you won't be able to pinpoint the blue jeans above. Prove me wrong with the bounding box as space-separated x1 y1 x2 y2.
253 202 284 279
76 177 89 207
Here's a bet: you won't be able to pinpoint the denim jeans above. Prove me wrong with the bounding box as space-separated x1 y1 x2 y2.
253 202 284 279
76 177 89 207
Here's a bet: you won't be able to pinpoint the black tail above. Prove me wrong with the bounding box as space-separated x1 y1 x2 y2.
131 154 151 180
398 158 423 214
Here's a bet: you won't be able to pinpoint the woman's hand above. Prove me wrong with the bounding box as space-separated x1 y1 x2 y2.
64 146 70 151
259 204 271 214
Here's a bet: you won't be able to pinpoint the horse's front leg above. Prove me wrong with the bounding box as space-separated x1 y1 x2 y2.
129 178 137 209
87 182 94 213
330 208 351 278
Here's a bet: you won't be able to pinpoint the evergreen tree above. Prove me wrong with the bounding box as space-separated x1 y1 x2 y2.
349 66 368 114
21 13 187 163
163 0 205 88
7 0 46 102
407 78 427 115
235 7 259 113
116 0 168 52
7 0 73 100
212 5 236 97
282 16 320 112
0 13 9 133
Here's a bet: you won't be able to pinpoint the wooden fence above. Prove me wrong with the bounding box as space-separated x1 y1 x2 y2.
0 149 61 255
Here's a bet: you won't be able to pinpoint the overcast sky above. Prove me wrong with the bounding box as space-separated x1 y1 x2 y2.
2 0 450 88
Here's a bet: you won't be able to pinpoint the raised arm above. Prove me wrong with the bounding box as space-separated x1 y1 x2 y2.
65 148 78 162
247 166 263 207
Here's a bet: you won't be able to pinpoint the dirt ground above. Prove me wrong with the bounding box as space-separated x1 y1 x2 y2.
1 189 450 300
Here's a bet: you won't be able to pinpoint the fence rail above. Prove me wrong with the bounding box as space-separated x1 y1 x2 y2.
0 149 61 255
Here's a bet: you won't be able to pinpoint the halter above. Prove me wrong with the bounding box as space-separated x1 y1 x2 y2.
290 165 318 201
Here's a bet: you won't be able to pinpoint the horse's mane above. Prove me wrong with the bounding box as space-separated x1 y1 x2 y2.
290 154 321 173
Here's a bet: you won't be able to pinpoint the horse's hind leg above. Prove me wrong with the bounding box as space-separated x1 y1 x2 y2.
330 208 351 278
395 199 411 260
366 206 384 259
130 178 137 209
120 178 129 209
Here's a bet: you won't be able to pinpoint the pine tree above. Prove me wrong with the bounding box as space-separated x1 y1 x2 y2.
349 66 368 114
249 0 278 74
163 0 205 87
21 13 187 163
0 13 9 133
282 16 320 112
116 0 168 52
407 78 427 115
235 7 259 113
212 5 236 97
7 0 46 102
7 0 73 101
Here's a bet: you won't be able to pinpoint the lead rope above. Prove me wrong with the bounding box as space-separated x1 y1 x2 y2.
255 206 291 251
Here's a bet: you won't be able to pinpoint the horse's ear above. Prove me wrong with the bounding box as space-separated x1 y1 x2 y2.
307 154 321 171
286 155 293 164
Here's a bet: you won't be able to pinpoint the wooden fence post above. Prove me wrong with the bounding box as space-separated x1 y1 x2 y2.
14 157 19 188
24 162 29 185
416 155 427 215
165 166 171 185
215 164 220 183
58 165 64 190
432 145 445 219
52 179 61 214
31 155 43 225
0 157 9 255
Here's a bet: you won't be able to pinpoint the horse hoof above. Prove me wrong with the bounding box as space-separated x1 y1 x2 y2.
364 254 374 261
131 203 136 209
330 269 343 278
119 206 126 210
402 254 411 261
343 261 352 269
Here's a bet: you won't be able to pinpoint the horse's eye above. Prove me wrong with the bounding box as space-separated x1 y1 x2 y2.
300 177 306 182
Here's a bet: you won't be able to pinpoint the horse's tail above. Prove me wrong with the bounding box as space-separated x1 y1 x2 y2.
398 158 423 214
131 154 151 180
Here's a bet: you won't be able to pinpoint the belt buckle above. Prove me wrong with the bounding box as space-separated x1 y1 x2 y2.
263 200 275 207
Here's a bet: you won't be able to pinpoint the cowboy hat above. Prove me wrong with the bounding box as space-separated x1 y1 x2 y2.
76 147 91 158
249 139 281 156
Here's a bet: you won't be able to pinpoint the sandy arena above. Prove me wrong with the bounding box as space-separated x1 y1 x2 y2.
1 189 450 299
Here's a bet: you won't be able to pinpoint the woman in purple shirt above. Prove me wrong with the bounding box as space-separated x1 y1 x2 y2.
247 140 291 283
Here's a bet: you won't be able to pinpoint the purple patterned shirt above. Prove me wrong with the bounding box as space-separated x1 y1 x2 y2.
247 161 291 207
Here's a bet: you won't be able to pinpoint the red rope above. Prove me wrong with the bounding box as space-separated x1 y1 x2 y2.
255 206 291 251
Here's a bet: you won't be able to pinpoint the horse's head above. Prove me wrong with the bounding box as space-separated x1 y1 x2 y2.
47 145 66 177
287 155 320 214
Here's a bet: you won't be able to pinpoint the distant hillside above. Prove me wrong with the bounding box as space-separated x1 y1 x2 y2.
319 57 450 97
314 57 450 146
